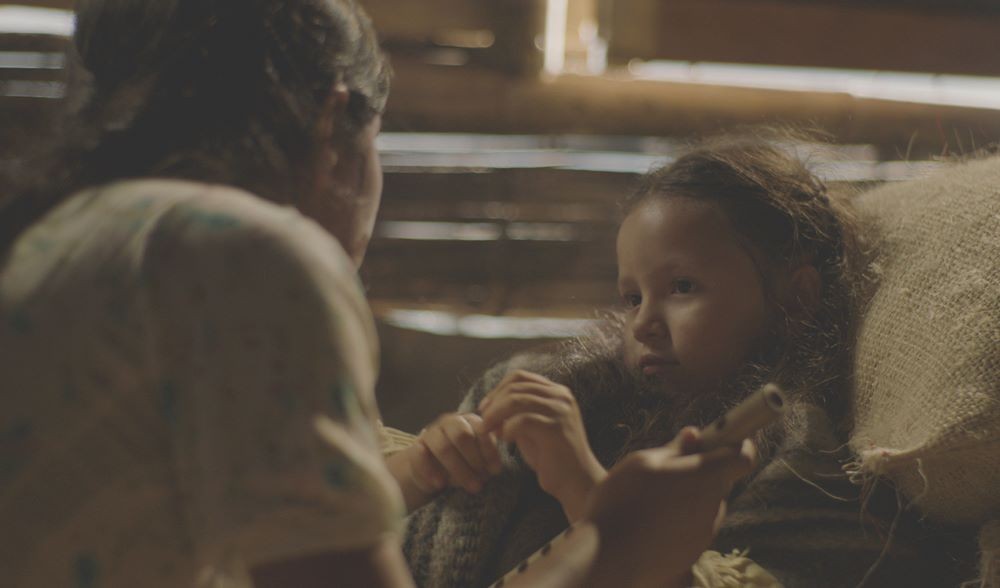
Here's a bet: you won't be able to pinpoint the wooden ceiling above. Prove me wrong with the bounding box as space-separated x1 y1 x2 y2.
5 0 1000 156
4 0 995 319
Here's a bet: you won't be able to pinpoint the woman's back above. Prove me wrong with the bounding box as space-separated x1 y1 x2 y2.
0 179 402 588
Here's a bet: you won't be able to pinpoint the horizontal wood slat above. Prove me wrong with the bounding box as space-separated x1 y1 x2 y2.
364 238 617 279
384 58 1000 159
381 167 637 207
360 0 544 75
366 279 622 316
608 0 1000 77
365 165 889 314
0 32 69 52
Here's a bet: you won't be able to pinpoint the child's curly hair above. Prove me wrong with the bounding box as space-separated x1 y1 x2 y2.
621 132 868 434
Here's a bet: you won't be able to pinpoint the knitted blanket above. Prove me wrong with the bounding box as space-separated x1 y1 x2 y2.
402 324 977 588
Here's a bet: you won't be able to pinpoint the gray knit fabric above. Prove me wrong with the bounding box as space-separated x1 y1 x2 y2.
402 325 977 588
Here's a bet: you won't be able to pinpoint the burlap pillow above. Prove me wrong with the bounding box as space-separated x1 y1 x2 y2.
850 156 1000 525
981 521 1000 588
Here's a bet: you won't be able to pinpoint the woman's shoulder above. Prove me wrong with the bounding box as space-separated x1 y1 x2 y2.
100 178 336 242
117 178 373 354
94 178 357 280
135 177 378 384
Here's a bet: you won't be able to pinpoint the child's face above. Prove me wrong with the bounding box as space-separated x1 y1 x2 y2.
617 197 770 391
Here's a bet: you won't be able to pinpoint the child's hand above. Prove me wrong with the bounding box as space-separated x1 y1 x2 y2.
479 370 606 521
385 412 503 512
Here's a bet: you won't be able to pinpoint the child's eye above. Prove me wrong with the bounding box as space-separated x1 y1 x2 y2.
622 293 642 308
671 279 696 294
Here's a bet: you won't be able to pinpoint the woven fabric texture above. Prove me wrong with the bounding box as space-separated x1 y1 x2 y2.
980 521 1000 588
851 157 1000 524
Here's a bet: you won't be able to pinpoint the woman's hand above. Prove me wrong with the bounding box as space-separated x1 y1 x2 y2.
584 427 757 588
385 412 503 511
479 370 607 521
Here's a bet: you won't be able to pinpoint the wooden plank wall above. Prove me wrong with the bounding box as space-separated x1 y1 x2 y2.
384 58 1000 159
364 167 633 316
4 1 993 315
364 159 892 317
359 0 545 75
608 0 1000 76
0 32 70 162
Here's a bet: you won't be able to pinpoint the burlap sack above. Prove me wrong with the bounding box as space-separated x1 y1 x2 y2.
979 521 1000 588
850 156 1000 525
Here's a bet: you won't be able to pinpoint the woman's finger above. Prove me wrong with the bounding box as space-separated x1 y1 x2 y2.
664 426 701 456
695 442 757 485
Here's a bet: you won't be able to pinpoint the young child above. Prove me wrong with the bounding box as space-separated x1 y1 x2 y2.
397 137 960 587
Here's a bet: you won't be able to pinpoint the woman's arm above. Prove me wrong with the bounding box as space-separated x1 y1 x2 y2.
145 191 406 577
253 429 753 588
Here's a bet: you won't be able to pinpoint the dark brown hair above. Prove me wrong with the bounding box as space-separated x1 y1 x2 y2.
1 0 389 255
622 134 865 426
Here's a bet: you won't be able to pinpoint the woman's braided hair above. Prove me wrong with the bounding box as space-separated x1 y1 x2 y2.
1 0 389 255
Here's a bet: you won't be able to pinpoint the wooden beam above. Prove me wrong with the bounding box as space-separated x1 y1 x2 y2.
381 168 637 204
384 58 1000 158
359 0 496 42
366 277 622 316
363 239 617 281
609 0 1000 77
1 1 73 8
361 0 545 75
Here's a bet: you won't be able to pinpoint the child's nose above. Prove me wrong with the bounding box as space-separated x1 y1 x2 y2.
633 307 668 342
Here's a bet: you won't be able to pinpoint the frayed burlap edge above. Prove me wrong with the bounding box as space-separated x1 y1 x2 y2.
845 436 1000 523
959 521 1000 588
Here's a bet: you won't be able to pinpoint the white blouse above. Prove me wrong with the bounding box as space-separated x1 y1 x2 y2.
0 179 404 588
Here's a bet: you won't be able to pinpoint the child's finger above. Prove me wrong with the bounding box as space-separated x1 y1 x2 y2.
498 413 555 469
481 392 566 433
502 382 574 403
507 369 554 386
479 370 554 411
466 413 504 475
499 412 555 442
423 427 485 493
489 383 574 411
713 500 729 534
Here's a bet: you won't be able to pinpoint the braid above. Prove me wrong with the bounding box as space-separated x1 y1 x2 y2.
1 0 388 258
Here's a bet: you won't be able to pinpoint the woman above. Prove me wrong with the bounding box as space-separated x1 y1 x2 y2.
0 1 754 587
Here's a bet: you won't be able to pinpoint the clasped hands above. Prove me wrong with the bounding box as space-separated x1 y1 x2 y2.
385 369 755 586
387 367 754 518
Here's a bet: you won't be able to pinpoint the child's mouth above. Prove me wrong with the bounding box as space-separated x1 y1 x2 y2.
638 354 678 376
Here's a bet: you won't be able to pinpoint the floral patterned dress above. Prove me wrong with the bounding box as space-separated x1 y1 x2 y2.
0 179 404 588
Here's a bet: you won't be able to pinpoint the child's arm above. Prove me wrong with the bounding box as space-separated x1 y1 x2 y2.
478 370 607 522
384 412 503 512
